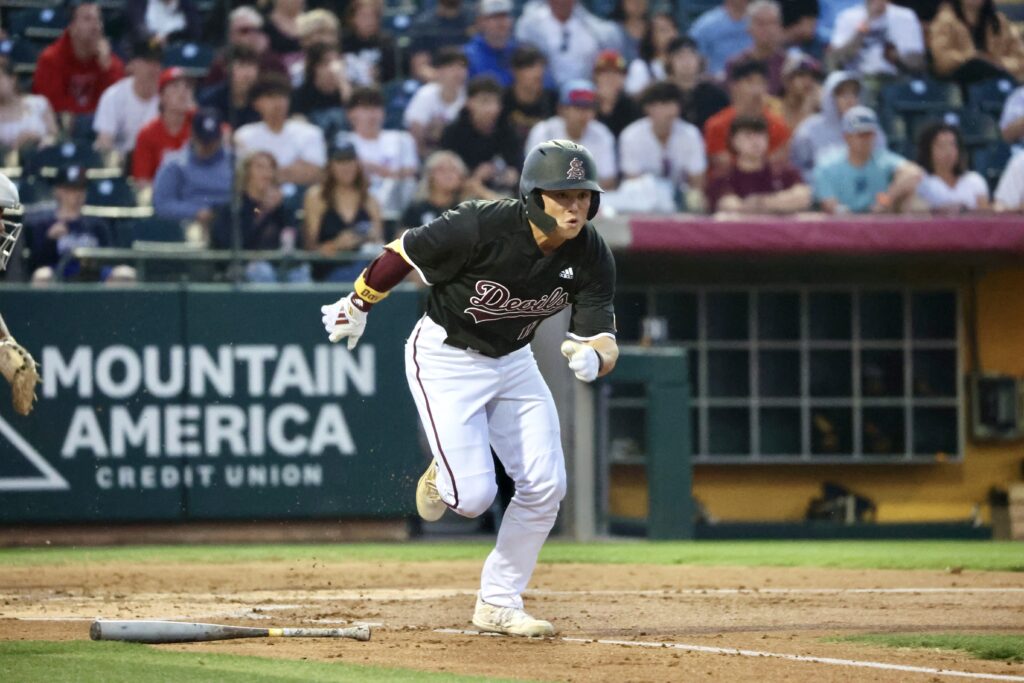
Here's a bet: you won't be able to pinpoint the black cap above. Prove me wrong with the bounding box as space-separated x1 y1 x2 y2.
192 107 223 143
330 141 358 161
55 164 88 188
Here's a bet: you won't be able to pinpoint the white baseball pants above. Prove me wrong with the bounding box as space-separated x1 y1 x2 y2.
405 315 566 609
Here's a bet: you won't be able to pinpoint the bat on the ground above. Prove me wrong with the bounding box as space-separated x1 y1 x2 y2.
90 619 371 643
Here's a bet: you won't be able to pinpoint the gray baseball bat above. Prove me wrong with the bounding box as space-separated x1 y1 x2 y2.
90 619 370 643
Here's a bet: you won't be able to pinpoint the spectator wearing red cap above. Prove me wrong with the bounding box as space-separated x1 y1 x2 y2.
592 49 641 137
524 79 618 189
31 1 125 115
132 67 196 184
624 10 679 96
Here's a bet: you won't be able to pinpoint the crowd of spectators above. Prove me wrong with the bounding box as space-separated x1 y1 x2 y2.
3 0 1024 285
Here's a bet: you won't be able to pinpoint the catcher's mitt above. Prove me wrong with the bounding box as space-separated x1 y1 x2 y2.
0 338 39 416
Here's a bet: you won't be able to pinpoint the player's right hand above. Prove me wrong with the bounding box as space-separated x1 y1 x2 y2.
321 293 367 350
560 340 601 383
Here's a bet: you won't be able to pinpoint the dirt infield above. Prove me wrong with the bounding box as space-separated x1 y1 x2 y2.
3 559 1024 681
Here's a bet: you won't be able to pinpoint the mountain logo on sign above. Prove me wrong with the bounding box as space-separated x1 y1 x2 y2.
0 414 69 491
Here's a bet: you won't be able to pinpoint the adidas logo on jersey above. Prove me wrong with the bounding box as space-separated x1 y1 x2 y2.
559 267 574 280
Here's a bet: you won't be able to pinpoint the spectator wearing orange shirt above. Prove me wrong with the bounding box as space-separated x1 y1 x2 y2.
31 1 124 115
132 68 196 184
703 59 790 170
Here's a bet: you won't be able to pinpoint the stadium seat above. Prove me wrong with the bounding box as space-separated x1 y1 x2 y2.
381 78 421 130
1000 3 1024 22
583 0 616 18
911 109 1000 149
86 177 136 208
878 109 910 156
971 144 1013 188
0 38 41 75
280 183 308 226
8 6 68 41
307 107 349 142
69 113 97 144
879 78 962 116
25 141 104 179
129 217 185 243
967 77 1017 116
163 42 216 78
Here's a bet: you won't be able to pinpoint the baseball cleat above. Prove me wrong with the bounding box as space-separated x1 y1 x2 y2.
472 595 555 637
415 460 447 521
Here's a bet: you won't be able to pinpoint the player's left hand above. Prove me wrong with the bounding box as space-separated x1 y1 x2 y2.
321 293 367 350
560 340 601 383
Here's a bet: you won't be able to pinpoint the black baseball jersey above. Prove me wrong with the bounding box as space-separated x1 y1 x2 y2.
402 198 616 358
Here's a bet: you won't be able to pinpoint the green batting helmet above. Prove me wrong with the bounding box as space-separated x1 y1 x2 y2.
519 139 603 233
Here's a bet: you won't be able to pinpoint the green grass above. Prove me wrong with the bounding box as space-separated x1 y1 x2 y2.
830 633 1024 662
0 641 526 683
0 541 1021 571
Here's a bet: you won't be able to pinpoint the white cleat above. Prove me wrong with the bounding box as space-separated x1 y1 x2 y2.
415 460 447 522
472 595 555 637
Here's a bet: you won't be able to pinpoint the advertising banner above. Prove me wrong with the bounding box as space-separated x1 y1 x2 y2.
0 286 423 522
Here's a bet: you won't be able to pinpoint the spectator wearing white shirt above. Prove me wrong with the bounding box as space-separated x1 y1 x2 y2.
619 81 707 195
830 0 925 78
524 78 618 189
624 11 679 96
994 151 1024 211
93 40 162 154
514 0 622 86
0 60 57 152
1000 83 1024 145
915 122 989 212
403 47 469 159
338 86 419 218
234 73 326 186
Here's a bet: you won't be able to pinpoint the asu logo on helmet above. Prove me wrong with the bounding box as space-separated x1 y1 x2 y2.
520 140 603 234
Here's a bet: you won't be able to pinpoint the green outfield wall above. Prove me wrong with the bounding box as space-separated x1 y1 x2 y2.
0 285 423 523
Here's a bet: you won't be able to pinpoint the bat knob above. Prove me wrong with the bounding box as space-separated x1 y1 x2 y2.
560 340 577 359
90 620 102 641
355 625 371 641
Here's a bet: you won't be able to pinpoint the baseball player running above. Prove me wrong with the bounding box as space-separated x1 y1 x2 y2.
0 172 40 416
322 140 618 637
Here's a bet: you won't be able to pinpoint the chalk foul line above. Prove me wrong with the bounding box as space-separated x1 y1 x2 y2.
434 629 1024 682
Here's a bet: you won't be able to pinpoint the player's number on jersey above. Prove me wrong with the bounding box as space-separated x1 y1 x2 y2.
517 320 541 341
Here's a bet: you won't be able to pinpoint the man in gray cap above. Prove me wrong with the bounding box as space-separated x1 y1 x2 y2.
812 105 922 214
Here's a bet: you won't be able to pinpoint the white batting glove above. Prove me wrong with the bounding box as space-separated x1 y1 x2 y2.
560 340 601 383
321 293 368 350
